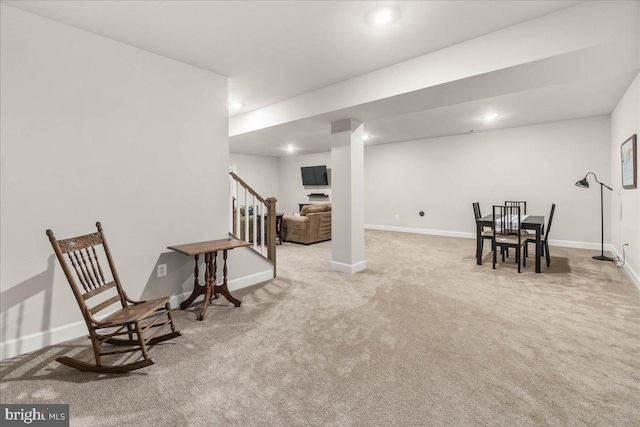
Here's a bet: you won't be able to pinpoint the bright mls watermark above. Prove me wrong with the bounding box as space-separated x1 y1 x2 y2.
1 405 69 426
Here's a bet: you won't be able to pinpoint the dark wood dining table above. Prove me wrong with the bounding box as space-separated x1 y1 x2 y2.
168 237 251 320
476 214 545 273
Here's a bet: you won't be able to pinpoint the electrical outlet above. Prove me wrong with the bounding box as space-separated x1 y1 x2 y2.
157 264 167 278
394 214 400 220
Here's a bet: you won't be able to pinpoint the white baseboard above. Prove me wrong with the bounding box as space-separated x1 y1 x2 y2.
365 224 614 251
0 269 275 361
226 269 275 292
330 260 366 274
365 224 475 239
610 247 640 291
0 320 88 361
547 239 614 251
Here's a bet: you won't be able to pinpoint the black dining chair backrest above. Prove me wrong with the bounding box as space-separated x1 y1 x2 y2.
545 203 556 239
505 201 527 215
493 205 522 236
472 202 482 220
492 205 527 272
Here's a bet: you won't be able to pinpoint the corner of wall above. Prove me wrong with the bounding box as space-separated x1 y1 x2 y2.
610 70 640 291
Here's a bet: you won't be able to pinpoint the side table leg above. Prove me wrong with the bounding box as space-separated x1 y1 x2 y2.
198 252 213 321
180 254 205 310
214 249 241 307
211 251 219 301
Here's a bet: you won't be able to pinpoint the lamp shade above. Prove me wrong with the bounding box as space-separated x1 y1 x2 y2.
575 177 590 188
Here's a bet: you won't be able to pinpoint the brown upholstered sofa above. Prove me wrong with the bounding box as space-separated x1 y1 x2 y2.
281 203 331 244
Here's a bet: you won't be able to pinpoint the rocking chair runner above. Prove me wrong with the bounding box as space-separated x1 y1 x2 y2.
47 222 181 373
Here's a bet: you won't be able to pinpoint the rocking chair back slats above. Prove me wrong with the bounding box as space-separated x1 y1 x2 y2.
66 245 110 292
86 248 104 287
75 250 94 290
46 222 181 373
50 226 131 320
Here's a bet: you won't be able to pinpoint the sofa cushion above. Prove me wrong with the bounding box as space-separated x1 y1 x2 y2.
300 205 325 216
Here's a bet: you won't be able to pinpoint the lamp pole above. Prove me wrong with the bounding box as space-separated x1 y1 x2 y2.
575 172 613 261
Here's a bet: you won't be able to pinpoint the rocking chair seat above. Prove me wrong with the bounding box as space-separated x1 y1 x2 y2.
100 297 171 328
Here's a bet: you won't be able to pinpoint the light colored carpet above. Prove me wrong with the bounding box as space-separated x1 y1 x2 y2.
1 230 639 426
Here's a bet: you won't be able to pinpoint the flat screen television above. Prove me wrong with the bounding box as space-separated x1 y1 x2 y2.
301 165 328 186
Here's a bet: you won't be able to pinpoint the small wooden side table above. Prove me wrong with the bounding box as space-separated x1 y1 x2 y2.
168 238 251 321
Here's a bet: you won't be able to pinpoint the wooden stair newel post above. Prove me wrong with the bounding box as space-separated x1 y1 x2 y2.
266 197 277 273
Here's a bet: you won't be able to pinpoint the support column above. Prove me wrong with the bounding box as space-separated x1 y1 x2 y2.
330 119 366 273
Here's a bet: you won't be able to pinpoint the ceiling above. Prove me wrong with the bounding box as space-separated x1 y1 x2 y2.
5 1 638 157
229 73 637 157
230 37 640 156
5 0 579 116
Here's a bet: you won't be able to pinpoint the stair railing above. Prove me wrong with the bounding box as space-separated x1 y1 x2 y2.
229 172 277 269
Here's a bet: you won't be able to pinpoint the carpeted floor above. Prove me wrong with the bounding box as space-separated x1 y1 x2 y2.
1 230 639 426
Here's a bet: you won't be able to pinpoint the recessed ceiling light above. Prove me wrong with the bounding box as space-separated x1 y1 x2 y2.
482 113 499 121
286 144 295 153
363 134 371 141
370 7 398 26
229 101 243 109
374 9 393 24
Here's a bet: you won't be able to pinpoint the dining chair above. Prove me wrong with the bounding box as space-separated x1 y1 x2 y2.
503 201 528 259
526 203 556 267
473 202 493 259
505 201 527 215
492 205 527 273
47 222 181 373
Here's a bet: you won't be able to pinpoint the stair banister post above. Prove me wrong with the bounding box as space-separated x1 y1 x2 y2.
235 183 240 239
260 202 265 254
266 197 277 272
252 195 257 249
244 188 249 243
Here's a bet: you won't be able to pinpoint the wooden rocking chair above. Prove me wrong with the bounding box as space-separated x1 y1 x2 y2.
46 222 181 373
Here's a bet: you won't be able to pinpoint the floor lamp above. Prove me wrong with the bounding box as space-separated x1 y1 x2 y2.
575 172 613 261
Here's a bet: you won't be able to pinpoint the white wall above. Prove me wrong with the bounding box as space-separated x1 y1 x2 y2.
277 152 332 215
364 117 612 246
0 5 231 357
229 153 280 202
610 74 640 288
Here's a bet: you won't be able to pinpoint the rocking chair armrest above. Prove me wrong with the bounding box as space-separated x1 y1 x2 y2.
91 316 136 329
120 288 141 305
91 314 131 329
91 318 112 328
87 312 110 328
79 303 105 326
87 303 136 328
